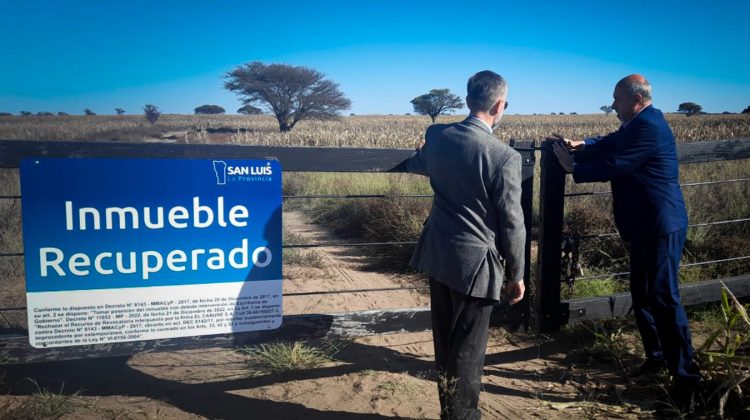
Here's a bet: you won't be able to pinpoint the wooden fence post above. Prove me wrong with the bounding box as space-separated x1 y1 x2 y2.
536 140 567 331
509 140 535 330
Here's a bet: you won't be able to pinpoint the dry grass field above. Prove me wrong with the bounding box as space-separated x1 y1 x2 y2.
2 112 750 145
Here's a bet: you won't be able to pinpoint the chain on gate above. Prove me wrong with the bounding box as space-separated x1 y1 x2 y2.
561 233 583 299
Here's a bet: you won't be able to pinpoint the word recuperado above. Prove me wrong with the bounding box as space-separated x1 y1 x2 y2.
36 196 273 280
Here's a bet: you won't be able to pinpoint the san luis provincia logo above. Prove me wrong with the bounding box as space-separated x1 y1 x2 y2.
212 161 273 185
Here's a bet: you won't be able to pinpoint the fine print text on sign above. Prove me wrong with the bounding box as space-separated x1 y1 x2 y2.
21 158 282 348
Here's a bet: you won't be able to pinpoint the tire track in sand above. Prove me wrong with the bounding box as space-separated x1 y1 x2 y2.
282 210 429 315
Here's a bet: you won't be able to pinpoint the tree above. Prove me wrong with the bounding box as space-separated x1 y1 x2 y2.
36 111 53 116
600 105 614 115
678 102 702 116
57 112 69 116
20 111 32 116
0 112 12 116
410 89 464 123
236 104 262 115
84 108 96 116
195 104 226 114
742 105 750 114
115 108 125 115
225 61 351 132
143 104 161 124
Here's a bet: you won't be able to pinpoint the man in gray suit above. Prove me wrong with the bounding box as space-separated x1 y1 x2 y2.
405 70 525 419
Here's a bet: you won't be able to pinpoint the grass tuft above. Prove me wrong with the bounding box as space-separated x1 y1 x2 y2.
693 285 750 417
570 278 628 299
282 229 327 268
0 379 86 419
239 340 346 373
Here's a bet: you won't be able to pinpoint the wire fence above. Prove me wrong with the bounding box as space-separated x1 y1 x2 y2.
564 175 750 285
564 177 750 197
539 160 749 302
0 191 429 316
2 139 748 332
577 217 750 240
284 194 434 199
285 241 417 249
0 284 432 313
3 185 749 308
576 255 750 282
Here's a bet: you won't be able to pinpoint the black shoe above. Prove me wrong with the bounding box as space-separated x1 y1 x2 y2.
671 376 709 413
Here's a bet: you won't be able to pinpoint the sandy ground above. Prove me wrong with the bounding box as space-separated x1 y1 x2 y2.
0 211 669 419
282 211 429 315
2 329 658 420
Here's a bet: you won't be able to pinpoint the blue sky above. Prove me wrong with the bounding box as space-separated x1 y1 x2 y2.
1 0 748 115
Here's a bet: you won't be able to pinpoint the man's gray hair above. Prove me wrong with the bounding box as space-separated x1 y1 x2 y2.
620 78 652 102
466 70 507 112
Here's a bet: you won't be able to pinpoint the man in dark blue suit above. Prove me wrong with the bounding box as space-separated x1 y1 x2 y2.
551 75 703 396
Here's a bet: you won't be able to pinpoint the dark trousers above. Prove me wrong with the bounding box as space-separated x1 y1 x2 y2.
429 278 494 420
629 228 701 384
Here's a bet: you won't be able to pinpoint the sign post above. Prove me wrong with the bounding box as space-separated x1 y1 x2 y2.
21 157 282 348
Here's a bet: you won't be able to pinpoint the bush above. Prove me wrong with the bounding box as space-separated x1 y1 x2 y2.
237 104 262 115
678 102 703 116
284 173 431 267
683 236 750 280
305 196 428 266
143 104 161 124
240 340 344 372
564 201 628 273
195 104 225 114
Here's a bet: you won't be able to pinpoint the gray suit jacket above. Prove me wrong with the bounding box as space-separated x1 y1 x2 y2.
405 118 525 301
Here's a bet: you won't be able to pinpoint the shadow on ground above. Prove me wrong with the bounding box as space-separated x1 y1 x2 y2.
0 331 664 419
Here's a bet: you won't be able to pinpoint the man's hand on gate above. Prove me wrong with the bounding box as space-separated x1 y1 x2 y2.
505 280 525 305
552 142 575 173
547 133 585 150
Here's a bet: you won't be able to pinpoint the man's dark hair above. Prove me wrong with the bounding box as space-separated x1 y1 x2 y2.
466 70 507 112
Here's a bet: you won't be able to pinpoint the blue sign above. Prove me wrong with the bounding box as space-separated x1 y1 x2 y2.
21 158 282 293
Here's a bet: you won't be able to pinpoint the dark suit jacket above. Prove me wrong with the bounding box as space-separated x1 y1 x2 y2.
405 118 525 300
573 105 688 241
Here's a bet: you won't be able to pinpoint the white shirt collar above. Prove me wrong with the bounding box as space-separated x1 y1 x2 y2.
468 116 493 134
